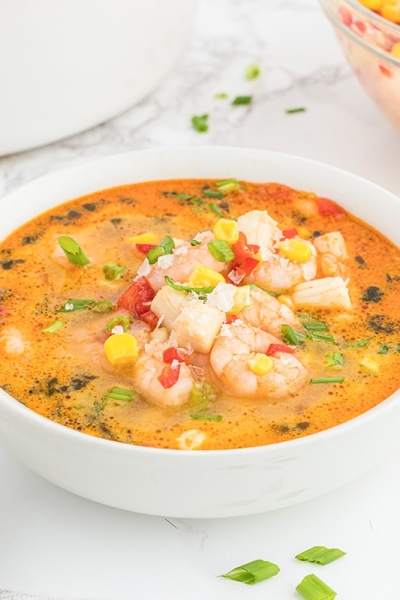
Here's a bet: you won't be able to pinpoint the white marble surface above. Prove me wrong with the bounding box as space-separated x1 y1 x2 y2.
1 0 400 598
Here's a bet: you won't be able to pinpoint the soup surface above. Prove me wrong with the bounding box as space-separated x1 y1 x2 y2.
1 179 400 450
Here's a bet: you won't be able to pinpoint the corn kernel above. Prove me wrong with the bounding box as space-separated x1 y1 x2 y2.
188 265 226 288
391 42 400 58
297 226 311 239
360 356 379 374
358 0 384 9
279 239 312 263
104 332 139 366
128 232 158 244
230 285 251 314
213 218 239 244
277 294 294 309
247 353 273 375
381 3 400 23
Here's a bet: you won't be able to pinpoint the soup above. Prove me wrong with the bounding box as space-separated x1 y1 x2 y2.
1 178 400 450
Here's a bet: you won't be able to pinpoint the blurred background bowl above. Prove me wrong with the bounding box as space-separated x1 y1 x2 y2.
319 0 400 132
0 0 199 156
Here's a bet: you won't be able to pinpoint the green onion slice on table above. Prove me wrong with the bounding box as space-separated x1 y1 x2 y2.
295 545 346 565
296 573 337 600
219 559 280 585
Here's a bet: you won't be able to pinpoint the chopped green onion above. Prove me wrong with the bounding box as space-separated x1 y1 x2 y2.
92 301 114 314
232 96 253 105
172 192 193 202
310 377 345 384
191 413 223 421
377 343 390 354
190 239 202 246
214 92 228 99
216 179 239 187
309 332 336 344
147 235 175 265
296 574 336 600
282 324 307 346
207 240 235 262
106 315 131 333
343 338 371 348
105 386 135 402
58 299 95 313
58 236 90 266
295 546 346 565
286 107 306 114
203 190 223 199
303 321 328 332
189 381 217 409
42 320 64 333
325 352 344 367
219 559 280 585
191 114 209 132
208 202 224 217
216 178 240 194
245 62 261 80
103 263 126 281
165 276 215 296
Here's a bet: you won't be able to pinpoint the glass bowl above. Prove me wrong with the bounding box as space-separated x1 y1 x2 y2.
319 0 400 131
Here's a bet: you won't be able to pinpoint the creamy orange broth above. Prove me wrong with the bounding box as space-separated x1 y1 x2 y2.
1 179 400 450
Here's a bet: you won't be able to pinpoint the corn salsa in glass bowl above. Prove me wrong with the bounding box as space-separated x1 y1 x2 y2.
319 0 400 131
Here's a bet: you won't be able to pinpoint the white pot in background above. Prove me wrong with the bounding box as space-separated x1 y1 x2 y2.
0 0 199 156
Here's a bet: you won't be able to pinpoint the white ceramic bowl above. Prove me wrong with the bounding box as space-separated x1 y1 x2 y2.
0 0 199 156
1 146 400 519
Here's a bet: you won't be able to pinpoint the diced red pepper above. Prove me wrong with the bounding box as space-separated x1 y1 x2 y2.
338 6 352 26
281 228 298 239
353 20 366 34
226 314 238 324
232 232 260 261
135 300 152 314
315 197 345 219
116 276 155 316
163 347 190 364
266 343 295 356
239 256 259 275
135 243 157 254
158 363 180 388
0 306 7 317
379 64 393 78
139 310 159 328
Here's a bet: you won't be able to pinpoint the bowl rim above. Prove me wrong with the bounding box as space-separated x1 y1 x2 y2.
319 0 400 66
1 145 400 459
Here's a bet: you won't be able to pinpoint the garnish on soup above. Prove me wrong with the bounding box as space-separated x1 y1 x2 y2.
1 179 400 450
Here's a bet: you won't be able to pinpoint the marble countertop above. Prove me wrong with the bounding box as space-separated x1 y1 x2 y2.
1 0 400 599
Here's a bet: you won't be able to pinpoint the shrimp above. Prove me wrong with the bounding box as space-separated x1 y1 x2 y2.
132 339 194 406
250 240 317 293
209 321 308 400
140 231 225 292
239 286 301 337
